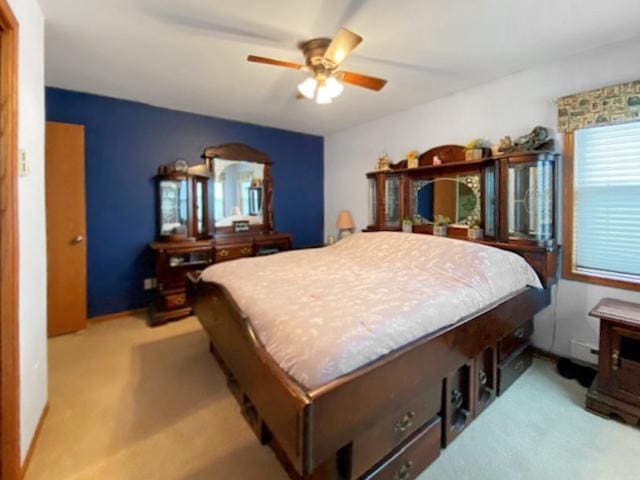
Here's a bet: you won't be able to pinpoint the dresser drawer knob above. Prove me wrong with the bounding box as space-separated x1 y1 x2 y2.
514 360 525 372
393 411 415 433
241 247 251 255
514 327 526 339
479 370 488 386
219 249 229 257
393 460 413 480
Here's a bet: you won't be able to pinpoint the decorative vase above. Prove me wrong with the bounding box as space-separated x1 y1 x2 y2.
402 223 413 233
407 157 419 169
433 225 448 237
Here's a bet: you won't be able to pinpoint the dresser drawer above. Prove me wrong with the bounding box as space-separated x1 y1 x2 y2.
161 289 187 309
350 383 441 478
214 243 253 263
361 416 441 480
255 237 291 256
499 318 533 362
498 343 533 395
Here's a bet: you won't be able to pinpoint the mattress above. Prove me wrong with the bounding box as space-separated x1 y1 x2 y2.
200 232 542 389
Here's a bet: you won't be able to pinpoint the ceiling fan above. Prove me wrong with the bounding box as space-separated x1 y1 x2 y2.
247 28 388 104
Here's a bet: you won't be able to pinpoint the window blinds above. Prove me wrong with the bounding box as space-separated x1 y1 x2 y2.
574 121 640 280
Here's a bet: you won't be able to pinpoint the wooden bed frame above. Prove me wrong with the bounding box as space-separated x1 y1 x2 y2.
189 248 555 480
188 144 559 479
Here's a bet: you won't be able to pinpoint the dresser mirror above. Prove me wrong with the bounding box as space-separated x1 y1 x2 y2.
412 175 481 227
213 158 265 227
202 142 274 233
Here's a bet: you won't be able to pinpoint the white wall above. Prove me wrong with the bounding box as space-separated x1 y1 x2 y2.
325 37 640 358
9 0 48 461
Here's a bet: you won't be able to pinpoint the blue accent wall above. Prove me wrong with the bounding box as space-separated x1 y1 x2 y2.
45 87 324 317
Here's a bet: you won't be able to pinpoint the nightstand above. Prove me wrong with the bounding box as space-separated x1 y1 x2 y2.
586 298 640 425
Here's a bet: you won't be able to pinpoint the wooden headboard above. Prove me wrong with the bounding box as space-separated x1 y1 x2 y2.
365 144 560 288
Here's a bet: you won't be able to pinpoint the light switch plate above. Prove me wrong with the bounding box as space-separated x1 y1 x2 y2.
18 149 29 177
144 278 157 290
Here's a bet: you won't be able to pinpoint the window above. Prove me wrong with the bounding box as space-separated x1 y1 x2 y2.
563 121 640 290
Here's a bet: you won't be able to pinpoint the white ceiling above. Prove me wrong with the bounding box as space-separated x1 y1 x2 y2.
40 0 640 135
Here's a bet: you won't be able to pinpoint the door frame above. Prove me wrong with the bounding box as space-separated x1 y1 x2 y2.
0 0 20 478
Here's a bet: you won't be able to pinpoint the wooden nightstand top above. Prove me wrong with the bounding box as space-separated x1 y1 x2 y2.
589 297 640 329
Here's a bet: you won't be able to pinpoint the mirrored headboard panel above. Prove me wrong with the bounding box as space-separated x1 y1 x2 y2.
412 175 481 227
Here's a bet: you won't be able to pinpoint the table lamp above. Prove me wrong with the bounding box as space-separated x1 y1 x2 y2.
336 210 355 239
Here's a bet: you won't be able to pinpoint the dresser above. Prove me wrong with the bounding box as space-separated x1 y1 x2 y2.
149 232 292 326
586 298 640 425
149 142 292 326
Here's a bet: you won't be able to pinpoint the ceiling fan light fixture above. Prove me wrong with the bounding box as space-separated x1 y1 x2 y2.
325 77 344 98
315 84 333 104
297 77 317 99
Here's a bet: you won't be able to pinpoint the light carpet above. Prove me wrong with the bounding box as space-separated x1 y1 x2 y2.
24 315 639 480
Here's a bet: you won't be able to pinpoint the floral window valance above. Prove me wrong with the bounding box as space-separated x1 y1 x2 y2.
557 80 640 133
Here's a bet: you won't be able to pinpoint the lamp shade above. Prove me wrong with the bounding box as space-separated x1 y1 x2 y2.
336 210 355 229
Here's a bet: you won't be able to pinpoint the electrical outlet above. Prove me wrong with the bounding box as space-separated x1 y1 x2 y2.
18 149 29 177
143 278 157 290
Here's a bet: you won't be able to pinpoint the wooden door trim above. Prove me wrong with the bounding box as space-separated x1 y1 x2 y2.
0 1 20 478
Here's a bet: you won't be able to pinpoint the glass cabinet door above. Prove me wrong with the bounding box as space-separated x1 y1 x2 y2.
159 178 189 237
483 165 496 237
193 177 209 237
384 176 401 228
367 177 377 227
507 160 554 242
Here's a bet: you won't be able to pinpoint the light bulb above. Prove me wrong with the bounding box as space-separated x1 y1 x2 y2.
325 77 344 98
297 77 317 99
315 84 333 104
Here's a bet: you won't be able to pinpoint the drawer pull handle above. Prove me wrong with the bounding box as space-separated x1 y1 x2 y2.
612 350 620 371
219 249 229 257
393 411 415 433
479 370 488 386
514 360 525 372
393 460 413 480
241 247 252 255
514 327 526 339
451 388 464 410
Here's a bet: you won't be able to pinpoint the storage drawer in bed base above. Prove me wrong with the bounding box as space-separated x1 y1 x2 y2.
349 383 441 478
361 416 441 480
498 343 533 395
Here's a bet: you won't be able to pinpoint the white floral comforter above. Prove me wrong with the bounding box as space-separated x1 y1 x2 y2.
200 232 542 389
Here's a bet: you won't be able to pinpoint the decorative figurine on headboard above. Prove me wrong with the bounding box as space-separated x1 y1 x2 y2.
376 153 392 171
499 126 554 153
432 155 443 166
406 150 419 169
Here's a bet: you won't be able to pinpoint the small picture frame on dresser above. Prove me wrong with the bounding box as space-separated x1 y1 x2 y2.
232 220 250 233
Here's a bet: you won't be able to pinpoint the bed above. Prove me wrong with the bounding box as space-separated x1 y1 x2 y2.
189 232 556 480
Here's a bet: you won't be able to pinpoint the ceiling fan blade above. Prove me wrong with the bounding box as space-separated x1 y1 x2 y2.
323 28 362 66
247 55 304 70
336 71 387 91
296 92 307 100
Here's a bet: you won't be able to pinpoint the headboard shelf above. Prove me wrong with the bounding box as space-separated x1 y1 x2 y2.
367 158 490 177
365 145 559 286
